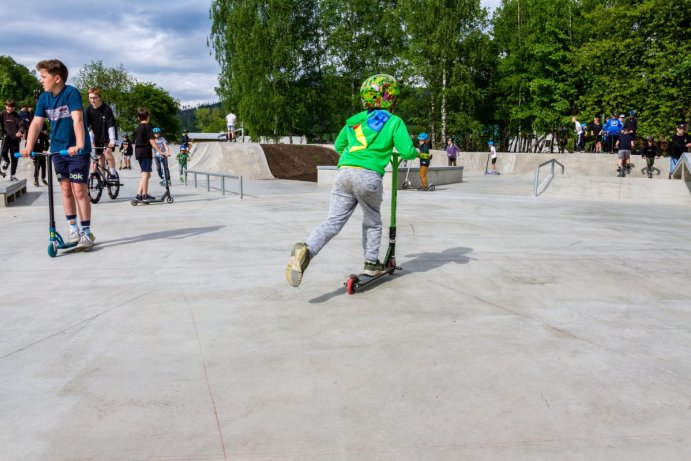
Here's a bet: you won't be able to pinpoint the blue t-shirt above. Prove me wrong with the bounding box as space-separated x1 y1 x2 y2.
35 85 91 154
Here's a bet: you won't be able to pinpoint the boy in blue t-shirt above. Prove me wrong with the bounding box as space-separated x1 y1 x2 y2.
21 59 94 248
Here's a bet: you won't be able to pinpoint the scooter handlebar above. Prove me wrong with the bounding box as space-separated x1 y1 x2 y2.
14 149 83 158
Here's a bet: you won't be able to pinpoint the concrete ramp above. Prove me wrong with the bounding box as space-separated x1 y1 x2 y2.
189 142 274 180
429 151 673 178
543 175 691 204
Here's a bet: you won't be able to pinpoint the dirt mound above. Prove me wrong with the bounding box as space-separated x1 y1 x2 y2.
260 144 339 182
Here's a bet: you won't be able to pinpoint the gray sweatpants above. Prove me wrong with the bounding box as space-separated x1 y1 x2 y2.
306 167 383 262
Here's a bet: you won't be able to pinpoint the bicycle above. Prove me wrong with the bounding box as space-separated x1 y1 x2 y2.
88 148 122 203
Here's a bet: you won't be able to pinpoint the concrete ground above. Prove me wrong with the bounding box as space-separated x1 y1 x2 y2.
1 162 691 461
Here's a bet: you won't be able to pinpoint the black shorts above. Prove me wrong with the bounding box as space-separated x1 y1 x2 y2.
491 158 497 164
138 157 153 173
53 152 90 184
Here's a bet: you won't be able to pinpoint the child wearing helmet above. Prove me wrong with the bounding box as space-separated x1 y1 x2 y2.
489 141 497 172
176 144 190 182
640 136 660 178
153 127 171 186
417 132 432 189
285 73 419 287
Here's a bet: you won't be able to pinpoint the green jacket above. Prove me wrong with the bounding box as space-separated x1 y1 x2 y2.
334 110 419 175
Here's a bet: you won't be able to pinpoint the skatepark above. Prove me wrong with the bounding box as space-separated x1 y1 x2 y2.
2 143 691 460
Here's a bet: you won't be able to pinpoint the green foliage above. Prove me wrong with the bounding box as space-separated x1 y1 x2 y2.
491 0 581 148
0 56 40 106
72 60 136 135
576 0 691 139
195 106 227 133
71 61 180 139
123 83 180 139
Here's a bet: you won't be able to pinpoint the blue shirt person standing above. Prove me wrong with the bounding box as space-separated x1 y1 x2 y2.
21 59 94 248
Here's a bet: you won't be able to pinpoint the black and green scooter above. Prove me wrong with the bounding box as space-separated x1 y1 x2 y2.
345 154 403 294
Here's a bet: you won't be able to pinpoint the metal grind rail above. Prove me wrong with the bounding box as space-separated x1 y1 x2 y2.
534 159 565 196
185 170 244 199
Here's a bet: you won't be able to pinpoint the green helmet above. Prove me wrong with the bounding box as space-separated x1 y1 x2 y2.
360 74 399 109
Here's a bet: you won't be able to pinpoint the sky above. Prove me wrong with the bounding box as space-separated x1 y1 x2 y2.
1 0 501 108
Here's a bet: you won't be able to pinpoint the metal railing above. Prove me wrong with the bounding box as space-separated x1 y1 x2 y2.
185 170 244 199
671 152 691 181
534 159 565 196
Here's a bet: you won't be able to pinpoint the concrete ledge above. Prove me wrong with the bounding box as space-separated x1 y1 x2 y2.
0 179 27 207
318 166 464 190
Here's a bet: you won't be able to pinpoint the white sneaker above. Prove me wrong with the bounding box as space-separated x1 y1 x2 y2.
68 231 80 244
76 233 94 249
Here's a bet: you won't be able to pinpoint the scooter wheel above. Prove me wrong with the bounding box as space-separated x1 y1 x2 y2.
428 185 436 191
166 196 174 203
402 182 410 189
131 200 138 206
346 276 357 295
47 242 58 258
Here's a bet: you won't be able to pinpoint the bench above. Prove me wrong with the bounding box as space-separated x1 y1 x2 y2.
0 179 28 207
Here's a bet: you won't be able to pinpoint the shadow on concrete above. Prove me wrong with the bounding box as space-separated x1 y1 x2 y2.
11 191 43 206
639 166 661 176
308 246 474 304
96 226 225 248
400 246 475 275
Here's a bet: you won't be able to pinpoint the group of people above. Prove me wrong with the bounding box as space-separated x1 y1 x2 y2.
14 58 193 250
572 111 640 154
573 112 691 178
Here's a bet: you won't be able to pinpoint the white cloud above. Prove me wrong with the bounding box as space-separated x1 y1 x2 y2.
0 0 220 106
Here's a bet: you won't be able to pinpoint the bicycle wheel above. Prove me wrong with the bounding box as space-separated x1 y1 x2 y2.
88 173 103 203
107 170 120 199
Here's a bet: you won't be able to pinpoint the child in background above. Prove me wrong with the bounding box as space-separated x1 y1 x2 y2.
285 74 419 287
445 137 459 166
640 136 660 178
616 129 634 176
119 134 133 170
417 132 431 189
133 108 165 201
489 141 497 172
153 127 171 186
176 144 190 182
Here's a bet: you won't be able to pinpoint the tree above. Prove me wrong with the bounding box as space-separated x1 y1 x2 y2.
0 56 40 106
400 0 488 148
122 83 180 139
210 0 324 141
195 106 226 133
320 0 405 112
491 0 582 152
576 0 691 139
72 61 136 135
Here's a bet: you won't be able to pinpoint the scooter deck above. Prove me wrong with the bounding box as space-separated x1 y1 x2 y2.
345 267 397 294
61 243 96 254
131 195 174 205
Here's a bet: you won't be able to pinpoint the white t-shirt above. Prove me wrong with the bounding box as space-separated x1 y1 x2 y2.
226 113 237 127
575 121 583 135
490 145 497 159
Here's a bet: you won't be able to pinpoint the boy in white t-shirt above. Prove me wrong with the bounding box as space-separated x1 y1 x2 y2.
572 116 584 152
225 112 237 142
489 141 497 172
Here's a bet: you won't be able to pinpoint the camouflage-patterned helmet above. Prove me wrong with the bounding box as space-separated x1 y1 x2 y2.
360 74 399 109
